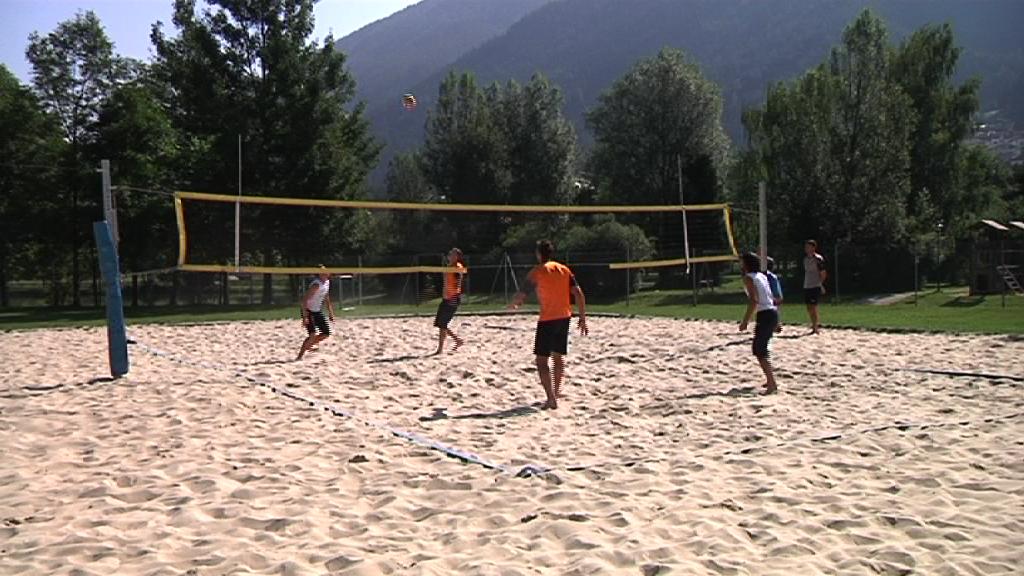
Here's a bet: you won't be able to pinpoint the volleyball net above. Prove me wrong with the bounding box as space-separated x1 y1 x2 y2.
173 190 737 270
113 188 739 308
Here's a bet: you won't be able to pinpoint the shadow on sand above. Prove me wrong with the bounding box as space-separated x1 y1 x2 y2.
368 353 436 364
419 403 542 422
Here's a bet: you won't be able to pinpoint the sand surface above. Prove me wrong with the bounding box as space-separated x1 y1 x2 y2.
1 315 1022 575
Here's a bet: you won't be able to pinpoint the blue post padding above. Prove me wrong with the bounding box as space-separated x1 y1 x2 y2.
93 221 129 378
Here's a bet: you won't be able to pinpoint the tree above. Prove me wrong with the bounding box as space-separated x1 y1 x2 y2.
92 75 180 283
826 10 913 246
0 65 66 306
27 10 128 306
741 10 913 252
891 23 980 237
497 75 577 207
421 72 578 254
586 48 729 259
151 0 380 302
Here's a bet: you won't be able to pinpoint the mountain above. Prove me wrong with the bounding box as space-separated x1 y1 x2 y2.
336 0 1024 176
335 0 556 128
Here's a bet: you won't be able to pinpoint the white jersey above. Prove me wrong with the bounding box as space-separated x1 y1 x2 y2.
747 272 777 313
306 278 330 312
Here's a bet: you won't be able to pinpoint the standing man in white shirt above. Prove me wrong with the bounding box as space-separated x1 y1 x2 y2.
740 252 779 394
802 239 828 334
296 266 335 360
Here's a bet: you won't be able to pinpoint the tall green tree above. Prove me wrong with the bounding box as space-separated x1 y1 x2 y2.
92 76 179 279
0 65 66 306
421 71 508 208
421 72 577 254
891 23 980 237
586 48 728 259
26 10 128 306
151 0 380 302
826 10 913 245
497 75 577 206
741 10 913 251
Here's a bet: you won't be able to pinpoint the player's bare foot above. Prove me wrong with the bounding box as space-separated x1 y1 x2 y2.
762 382 778 394
452 338 464 352
542 400 558 410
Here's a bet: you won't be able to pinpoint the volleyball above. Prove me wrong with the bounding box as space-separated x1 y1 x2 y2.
402 93 417 110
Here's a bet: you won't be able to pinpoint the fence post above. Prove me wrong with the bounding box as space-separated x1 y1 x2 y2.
834 241 840 304
358 255 363 307
625 246 630 306
914 254 919 306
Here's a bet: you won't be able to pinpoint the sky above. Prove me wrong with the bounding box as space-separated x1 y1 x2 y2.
0 0 421 83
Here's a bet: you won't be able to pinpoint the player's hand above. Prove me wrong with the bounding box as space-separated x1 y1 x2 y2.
578 317 589 336
739 321 748 332
329 315 335 323
820 285 827 295
507 302 519 311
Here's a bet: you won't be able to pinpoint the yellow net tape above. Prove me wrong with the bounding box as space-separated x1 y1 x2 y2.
608 254 737 270
174 191 738 272
174 190 728 214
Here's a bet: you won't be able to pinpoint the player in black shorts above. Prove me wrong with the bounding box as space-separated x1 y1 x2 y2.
509 240 588 410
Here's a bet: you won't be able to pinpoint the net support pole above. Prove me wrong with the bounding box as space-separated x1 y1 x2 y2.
677 155 691 276
99 160 118 252
678 155 696 307
234 134 242 271
93 221 129 378
758 181 767 272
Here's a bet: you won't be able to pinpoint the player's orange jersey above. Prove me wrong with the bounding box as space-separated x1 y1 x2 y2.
444 262 466 301
529 261 575 321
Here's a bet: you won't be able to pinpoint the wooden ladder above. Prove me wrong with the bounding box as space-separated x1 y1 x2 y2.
996 265 1024 295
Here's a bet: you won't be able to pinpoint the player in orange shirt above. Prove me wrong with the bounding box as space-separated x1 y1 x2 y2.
509 239 588 410
433 247 467 355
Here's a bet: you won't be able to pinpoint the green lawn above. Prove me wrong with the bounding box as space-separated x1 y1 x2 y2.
2 286 1021 334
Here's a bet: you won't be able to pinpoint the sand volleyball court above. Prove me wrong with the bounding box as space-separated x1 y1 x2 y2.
1 315 1022 575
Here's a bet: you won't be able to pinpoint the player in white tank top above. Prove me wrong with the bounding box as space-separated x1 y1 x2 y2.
296 266 335 360
739 253 779 394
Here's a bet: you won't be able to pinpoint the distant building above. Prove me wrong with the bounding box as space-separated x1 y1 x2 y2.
969 110 1024 165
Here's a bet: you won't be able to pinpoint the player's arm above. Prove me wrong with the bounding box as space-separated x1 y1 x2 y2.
325 287 336 321
299 284 317 325
818 258 828 293
570 276 588 336
509 268 536 309
740 275 757 331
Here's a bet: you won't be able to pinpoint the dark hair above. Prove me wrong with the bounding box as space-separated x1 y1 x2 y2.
449 247 465 266
766 256 775 271
806 239 817 248
536 239 555 261
741 252 761 273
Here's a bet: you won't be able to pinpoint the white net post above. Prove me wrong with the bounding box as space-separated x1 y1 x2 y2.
758 181 767 272
677 155 691 275
234 134 242 271
100 159 118 252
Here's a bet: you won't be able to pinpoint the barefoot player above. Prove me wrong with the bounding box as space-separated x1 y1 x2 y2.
433 248 466 354
296 266 335 361
740 252 779 393
509 240 588 410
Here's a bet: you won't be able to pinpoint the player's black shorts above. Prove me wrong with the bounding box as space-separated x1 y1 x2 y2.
305 310 331 336
533 317 571 357
803 287 824 305
434 299 459 328
753 309 778 358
